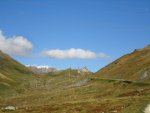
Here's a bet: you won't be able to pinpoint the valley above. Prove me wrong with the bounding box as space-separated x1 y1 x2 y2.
0 45 150 113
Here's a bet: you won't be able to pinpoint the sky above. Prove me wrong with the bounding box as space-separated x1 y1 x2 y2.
0 0 150 72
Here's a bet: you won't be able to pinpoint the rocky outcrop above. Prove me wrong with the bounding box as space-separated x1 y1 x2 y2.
144 104 150 113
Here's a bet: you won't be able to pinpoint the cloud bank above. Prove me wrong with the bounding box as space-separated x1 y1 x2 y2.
0 31 33 56
42 48 111 60
0 30 111 60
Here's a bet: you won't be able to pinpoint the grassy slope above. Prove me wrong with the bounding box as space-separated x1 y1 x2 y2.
95 45 150 82
0 51 34 97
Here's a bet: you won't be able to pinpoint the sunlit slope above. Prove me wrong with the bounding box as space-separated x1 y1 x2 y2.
95 45 150 82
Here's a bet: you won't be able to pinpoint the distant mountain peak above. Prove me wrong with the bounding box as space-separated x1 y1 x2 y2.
27 65 57 73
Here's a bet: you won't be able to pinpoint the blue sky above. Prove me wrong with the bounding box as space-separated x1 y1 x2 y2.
0 0 150 72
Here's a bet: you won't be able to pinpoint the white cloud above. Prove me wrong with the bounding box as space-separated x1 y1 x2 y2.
42 48 111 60
0 31 33 56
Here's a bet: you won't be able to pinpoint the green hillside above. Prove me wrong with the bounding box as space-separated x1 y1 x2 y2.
0 51 34 96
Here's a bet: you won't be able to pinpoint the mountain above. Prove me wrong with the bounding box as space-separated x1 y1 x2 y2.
27 65 56 73
95 45 150 82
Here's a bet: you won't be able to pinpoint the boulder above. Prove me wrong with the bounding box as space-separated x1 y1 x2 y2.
1 106 16 111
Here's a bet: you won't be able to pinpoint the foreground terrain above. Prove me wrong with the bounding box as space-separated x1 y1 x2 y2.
0 74 150 113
